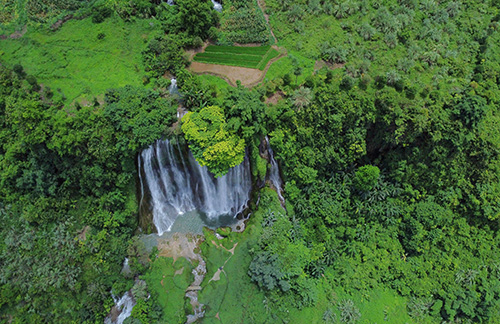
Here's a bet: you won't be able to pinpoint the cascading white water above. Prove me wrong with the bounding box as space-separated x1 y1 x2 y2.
140 139 252 235
169 78 178 95
186 255 206 324
104 291 136 324
138 155 145 213
265 136 284 204
211 0 222 12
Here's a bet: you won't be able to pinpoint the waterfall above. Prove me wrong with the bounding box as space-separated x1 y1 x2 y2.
165 0 219 11
104 291 136 324
140 139 252 235
168 78 178 95
265 136 284 204
121 257 131 277
211 0 222 12
138 155 145 214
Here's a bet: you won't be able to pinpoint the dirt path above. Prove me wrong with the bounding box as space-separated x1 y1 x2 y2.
257 0 277 44
0 25 27 40
185 42 210 61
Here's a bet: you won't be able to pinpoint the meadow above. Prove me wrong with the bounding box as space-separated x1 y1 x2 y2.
0 16 155 106
193 45 280 70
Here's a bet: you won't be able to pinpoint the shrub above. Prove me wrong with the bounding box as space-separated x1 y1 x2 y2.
340 75 355 90
338 299 361 323
283 73 292 86
91 4 112 23
13 64 25 78
26 75 40 91
353 165 380 192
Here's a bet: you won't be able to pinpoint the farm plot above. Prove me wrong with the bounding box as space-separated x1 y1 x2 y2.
193 45 279 70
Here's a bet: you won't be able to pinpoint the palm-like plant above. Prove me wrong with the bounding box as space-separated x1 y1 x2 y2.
292 87 313 111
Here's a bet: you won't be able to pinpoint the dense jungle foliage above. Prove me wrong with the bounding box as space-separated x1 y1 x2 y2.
1 0 500 323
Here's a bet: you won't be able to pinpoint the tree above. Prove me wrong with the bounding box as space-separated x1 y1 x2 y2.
181 105 246 177
222 85 266 140
454 94 488 129
353 165 380 192
290 55 303 84
176 0 218 39
292 87 313 111
143 35 187 77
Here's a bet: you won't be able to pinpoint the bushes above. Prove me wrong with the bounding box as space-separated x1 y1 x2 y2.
91 3 113 23
320 44 349 64
143 35 188 77
248 251 289 291
218 0 272 44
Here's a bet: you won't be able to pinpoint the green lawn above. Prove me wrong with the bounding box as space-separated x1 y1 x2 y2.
0 15 155 106
193 45 280 70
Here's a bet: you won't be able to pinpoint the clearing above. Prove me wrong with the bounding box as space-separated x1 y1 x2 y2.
0 16 153 106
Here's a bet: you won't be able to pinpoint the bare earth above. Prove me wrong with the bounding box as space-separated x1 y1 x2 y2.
265 90 284 105
314 59 346 71
190 62 263 86
0 25 27 40
157 233 203 262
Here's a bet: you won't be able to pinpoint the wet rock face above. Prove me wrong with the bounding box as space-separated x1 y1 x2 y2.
138 139 252 235
259 136 270 161
105 291 136 324
264 136 285 206
186 255 207 324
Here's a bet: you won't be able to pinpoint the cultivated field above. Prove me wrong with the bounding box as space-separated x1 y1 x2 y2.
193 45 280 70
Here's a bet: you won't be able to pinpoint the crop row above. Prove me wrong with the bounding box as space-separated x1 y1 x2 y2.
195 52 263 63
204 45 270 55
194 56 259 69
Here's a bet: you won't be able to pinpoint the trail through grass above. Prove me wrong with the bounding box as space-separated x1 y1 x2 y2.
144 256 194 323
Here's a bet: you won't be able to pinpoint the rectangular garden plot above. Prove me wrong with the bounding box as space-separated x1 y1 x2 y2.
193 45 279 70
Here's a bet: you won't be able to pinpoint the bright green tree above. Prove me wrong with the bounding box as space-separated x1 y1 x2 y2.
353 165 380 192
181 105 246 177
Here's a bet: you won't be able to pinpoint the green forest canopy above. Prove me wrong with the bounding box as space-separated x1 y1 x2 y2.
1 0 500 323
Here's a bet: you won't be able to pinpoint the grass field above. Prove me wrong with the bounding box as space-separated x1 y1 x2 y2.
264 49 316 84
193 45 280 70
144 256 194 323
0 16 155 106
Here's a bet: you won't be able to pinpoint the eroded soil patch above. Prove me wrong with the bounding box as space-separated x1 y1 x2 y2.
157 233 203 262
